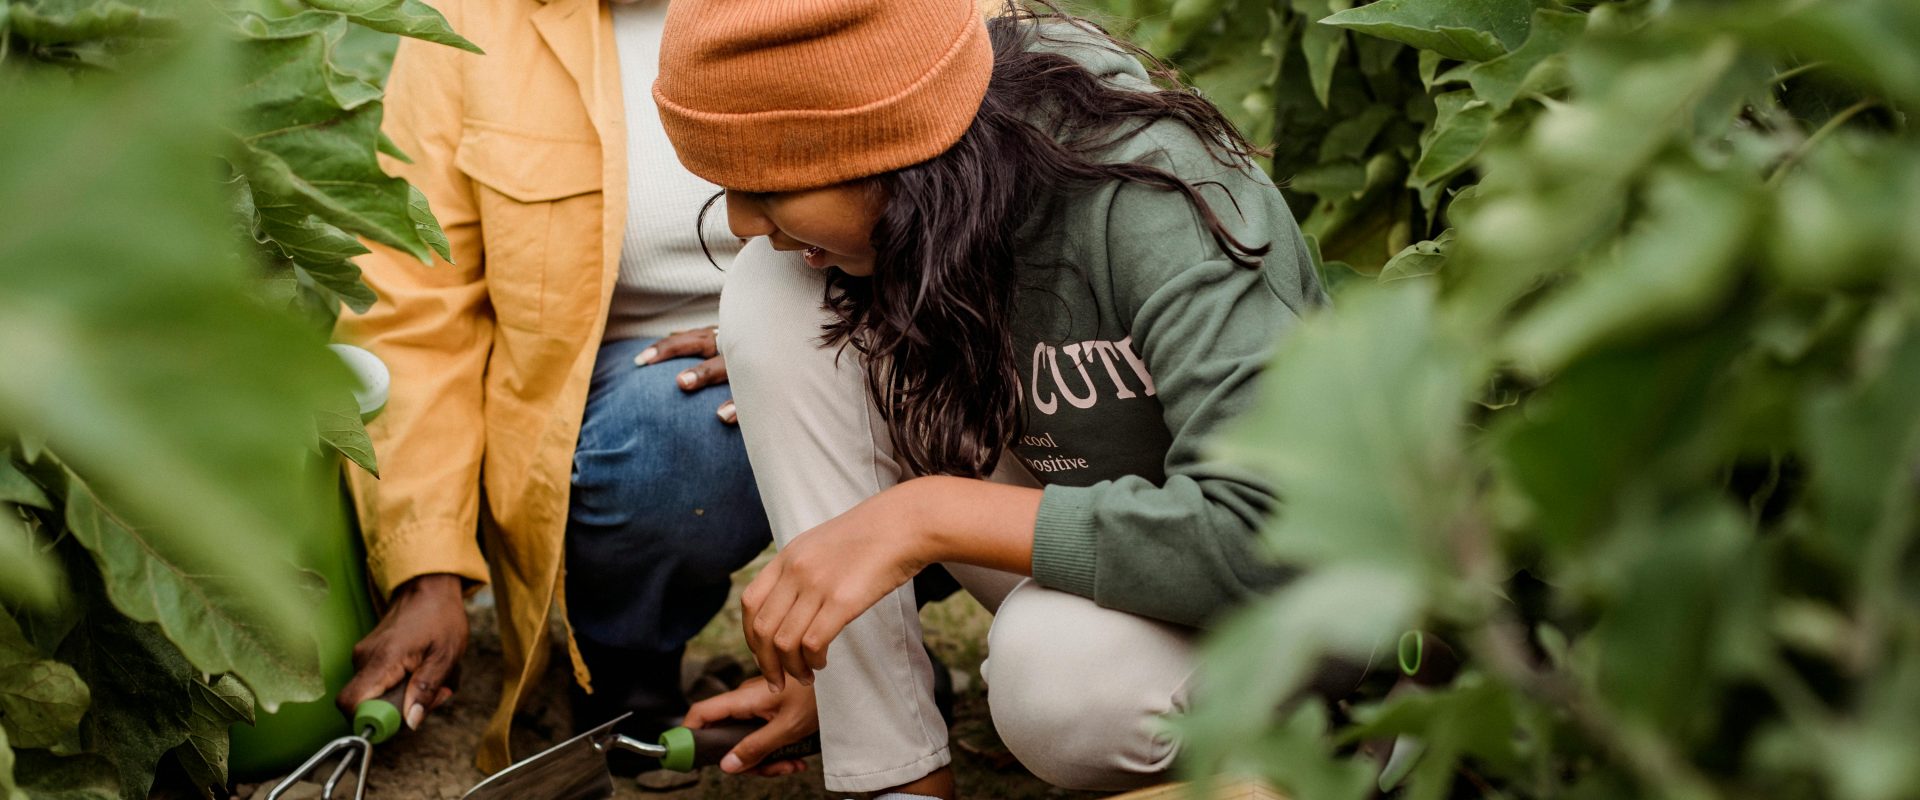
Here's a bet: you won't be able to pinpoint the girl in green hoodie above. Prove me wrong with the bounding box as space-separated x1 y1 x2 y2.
654 1 1328 796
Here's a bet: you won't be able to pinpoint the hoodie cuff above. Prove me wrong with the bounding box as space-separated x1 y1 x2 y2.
1030 485 1099 599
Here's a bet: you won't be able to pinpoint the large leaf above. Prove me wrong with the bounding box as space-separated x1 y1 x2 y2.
0 13 339 710
1320 0 1531 62
52 570 200 800
57 471 321 712
228 10 434 261
1220 283 1477 569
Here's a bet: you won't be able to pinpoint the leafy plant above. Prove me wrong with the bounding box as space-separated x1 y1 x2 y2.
1073 0 1920 797
0 0 465 795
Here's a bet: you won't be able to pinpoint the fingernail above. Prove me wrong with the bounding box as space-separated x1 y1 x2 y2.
634 347 658 365
406 702 425 730
678 371 696 388
716 401 737 424
720 754 743 773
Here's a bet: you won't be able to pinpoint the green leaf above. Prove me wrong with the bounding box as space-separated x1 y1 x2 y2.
304 0 478 53
0 512 62 612
1800 312 1920 570
1218 283 1476 569
0 460 49 512
1408 90 1494 208
58 471 321 712
1321 0 1531 62
8 751 117 800
408 185 452 263
169 677 253 799
317 391 379 477
1506 167 1752 374
1455 7 1585 112
0 614 89 752
1378 228 1453 282
1293 0 1351 107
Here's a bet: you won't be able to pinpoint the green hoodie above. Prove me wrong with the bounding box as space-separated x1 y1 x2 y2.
1010 26 1328 628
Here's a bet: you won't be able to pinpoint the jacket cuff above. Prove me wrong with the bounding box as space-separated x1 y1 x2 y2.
1031 485 1099 599
365 522 491 599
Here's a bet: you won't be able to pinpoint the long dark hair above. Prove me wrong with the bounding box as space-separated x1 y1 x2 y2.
823 2 1270 479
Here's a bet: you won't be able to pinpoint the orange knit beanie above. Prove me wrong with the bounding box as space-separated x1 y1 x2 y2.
653 0 995 193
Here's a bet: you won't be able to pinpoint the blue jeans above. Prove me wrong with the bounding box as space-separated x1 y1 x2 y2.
565 336 770 707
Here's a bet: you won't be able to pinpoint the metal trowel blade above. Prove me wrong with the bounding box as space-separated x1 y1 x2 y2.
460 712 630 800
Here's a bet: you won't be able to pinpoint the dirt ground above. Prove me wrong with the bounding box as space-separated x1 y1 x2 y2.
237 554 1109 800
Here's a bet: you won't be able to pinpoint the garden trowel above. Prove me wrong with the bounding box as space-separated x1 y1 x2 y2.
460 712 820 800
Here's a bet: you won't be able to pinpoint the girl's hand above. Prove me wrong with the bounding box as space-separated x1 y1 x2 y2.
633 326 737 425
741 487 928 690
684 677 818 776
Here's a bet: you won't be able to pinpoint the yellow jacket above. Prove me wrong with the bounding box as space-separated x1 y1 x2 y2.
340 0 626 773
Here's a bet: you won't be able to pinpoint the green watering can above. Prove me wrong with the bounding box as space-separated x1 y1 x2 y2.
229 344 390 779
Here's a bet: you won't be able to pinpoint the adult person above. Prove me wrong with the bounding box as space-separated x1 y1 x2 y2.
655 1 1328 797
332 0 771 776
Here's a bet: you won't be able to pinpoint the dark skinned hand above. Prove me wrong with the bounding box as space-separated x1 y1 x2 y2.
336 573 466 730
633 325 736 425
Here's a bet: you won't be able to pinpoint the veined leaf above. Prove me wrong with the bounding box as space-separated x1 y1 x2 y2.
304 0 477 53
1321 0 1531 62
1451 8 1585 112
59 471 321 711
170 677 253 799
1409 90 1493 208
1292 0 1351 107
408 185 452 263
53 583 198 800
317 391 379 476
0 511 62 611
0 615 87 753
7 750 117 800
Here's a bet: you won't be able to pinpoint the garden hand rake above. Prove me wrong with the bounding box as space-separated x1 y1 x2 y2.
262 684 408 800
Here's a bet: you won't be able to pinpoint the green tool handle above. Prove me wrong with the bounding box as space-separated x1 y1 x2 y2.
350 683 409 745
657 721 821 772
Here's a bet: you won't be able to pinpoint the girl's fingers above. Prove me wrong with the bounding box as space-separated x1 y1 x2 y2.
802 602 866 674
716 398 738 426
632 328 718 366
676 356 729 391
768 593 825 686
743 570 799 691
751 760 807 777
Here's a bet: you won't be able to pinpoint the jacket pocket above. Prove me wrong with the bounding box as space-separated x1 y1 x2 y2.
456 123 604 332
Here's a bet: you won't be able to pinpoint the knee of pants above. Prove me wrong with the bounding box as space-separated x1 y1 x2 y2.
984 588 1188 792
571 407 769 584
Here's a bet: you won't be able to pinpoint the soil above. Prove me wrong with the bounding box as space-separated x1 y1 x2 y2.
234 555 1110 800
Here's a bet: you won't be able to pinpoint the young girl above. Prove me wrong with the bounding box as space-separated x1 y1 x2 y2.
655 0 1326 796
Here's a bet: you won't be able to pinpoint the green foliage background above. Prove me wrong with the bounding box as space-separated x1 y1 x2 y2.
0 0 457 796
1069 0 1920 797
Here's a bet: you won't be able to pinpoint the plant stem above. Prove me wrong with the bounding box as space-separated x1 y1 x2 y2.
1766 99 1880 188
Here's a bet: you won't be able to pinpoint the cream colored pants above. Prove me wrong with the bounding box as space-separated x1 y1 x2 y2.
717 239 1196 793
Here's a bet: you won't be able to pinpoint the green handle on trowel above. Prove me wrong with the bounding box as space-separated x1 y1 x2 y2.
352 683 409 745
657 721 822 772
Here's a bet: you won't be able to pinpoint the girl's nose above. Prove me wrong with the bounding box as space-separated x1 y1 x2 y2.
724 190 775 239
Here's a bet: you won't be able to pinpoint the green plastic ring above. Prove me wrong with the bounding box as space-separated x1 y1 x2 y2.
659 726 695 772
353 699 404 745
1397 630 1424 677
